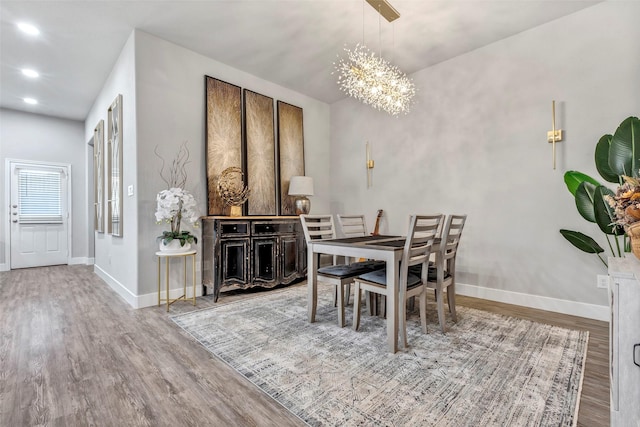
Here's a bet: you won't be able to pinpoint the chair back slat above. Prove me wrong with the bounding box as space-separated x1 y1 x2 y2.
440 214 467 263
300 214 337 243
337 214 368 238
399 214 443 299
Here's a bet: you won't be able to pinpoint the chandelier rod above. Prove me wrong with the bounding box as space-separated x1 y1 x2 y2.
378 5 382 58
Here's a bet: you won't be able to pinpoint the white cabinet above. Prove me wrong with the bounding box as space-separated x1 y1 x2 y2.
608 257 640 427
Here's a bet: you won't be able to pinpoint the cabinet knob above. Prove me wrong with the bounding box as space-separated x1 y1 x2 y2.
12 220 18 223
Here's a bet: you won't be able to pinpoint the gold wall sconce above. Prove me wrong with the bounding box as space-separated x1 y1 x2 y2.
366 142 375 188
547 100 564 170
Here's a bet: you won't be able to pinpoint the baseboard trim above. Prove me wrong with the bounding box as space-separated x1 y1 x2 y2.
69 257 87 265
94 264 138 308
136 286 202 309
0 263 7 272
456 283 609 322
86 257 95 265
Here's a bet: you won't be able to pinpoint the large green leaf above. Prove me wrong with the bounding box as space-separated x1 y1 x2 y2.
575 181 597 223
563 171 601 196
559 229 605 253
595 134 619 183
609 116 640 177
594 185 624 235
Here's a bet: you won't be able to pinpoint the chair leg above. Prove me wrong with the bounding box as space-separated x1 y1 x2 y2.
399 293 408 349
345 283 351 305
380 295 386 318
447 285 457 322
435 288 446 333
419 290 428 334
333 286 338 307
366 291 374 316
337 284 345 328
408 296 415 312
353 283 362 331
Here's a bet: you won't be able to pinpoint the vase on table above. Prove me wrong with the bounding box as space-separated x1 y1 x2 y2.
159 239 191 253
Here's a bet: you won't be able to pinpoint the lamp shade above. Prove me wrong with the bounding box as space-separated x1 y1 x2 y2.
288 176 314 196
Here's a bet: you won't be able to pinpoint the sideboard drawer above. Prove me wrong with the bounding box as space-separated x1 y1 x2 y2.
253 221 296 235
219 221 249 237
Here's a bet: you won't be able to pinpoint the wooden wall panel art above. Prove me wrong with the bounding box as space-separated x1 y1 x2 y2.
277 101 305 215
206 76 243 215
244 90 276 215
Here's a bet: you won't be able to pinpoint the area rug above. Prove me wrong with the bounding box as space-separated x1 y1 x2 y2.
171 286 588 427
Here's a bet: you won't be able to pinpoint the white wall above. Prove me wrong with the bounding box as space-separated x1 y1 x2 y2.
0 108 86 270
330 1 640 320
131 30 330 303
84 32 139 305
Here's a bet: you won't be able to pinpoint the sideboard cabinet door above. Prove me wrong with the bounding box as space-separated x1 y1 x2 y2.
279 234 299 284
252 237 277 286
608 257 640 427
220 239 249 287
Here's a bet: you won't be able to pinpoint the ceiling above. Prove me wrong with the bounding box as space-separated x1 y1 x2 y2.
1 0 599 121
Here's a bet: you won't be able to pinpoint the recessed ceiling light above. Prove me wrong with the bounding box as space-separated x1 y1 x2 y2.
17 22 40 36
23 98 38 105
21 69 39 78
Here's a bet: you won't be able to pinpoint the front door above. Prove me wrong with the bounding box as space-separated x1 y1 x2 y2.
9 161 70 269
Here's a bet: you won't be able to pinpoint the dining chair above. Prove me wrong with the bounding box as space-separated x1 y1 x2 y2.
300 214 384 327
425 214 467 333
352 214 443 348
337 214 379 314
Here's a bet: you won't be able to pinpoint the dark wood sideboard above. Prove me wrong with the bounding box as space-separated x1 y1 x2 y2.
201 216 307 301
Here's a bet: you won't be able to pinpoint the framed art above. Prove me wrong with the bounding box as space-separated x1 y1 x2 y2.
244 89 276 215
277 101 305 215
205 76 243 215
107 94 123 236
93 119 104 233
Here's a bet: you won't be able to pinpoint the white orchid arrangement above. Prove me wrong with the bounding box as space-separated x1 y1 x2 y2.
155 187 199 245
155 142 200 246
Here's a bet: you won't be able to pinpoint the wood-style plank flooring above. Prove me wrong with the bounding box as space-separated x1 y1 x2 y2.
0 265 609 426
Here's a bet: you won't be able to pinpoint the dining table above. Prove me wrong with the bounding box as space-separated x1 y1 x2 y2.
307 235 409 353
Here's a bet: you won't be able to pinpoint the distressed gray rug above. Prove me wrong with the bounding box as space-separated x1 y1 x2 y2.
171 286 588 427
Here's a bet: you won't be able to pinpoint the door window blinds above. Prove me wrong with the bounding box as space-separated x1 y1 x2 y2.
18 168 63 224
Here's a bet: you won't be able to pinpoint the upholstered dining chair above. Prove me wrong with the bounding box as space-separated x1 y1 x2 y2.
352 214 443 348
337 214 379 313
300 214 384 327
425 214 467 333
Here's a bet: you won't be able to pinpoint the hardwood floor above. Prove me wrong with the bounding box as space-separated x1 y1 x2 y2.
0 265 609 426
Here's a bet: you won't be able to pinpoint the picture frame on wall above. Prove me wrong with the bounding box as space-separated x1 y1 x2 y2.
93 119 104 233
107 94 123 237
277 101 305 215
205 76 243 216
244 89 276 215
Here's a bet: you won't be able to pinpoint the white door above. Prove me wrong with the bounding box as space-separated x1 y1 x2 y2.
9 161 69 269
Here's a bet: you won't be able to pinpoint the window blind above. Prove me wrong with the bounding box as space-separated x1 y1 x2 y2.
18 169 63 224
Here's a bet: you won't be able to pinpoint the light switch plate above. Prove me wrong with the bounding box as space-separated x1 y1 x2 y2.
127 185 134 196
597 274 609 289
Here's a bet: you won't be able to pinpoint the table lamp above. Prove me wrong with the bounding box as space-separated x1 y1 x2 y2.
288 176 314 215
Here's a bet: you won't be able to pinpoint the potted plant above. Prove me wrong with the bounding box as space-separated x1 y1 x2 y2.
155 142 200 252
560 116 640 266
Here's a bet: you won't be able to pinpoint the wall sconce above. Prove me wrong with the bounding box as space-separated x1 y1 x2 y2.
366 142 375 188
547 100 564 170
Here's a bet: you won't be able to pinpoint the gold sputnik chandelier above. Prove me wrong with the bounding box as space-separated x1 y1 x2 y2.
334 0 415 116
